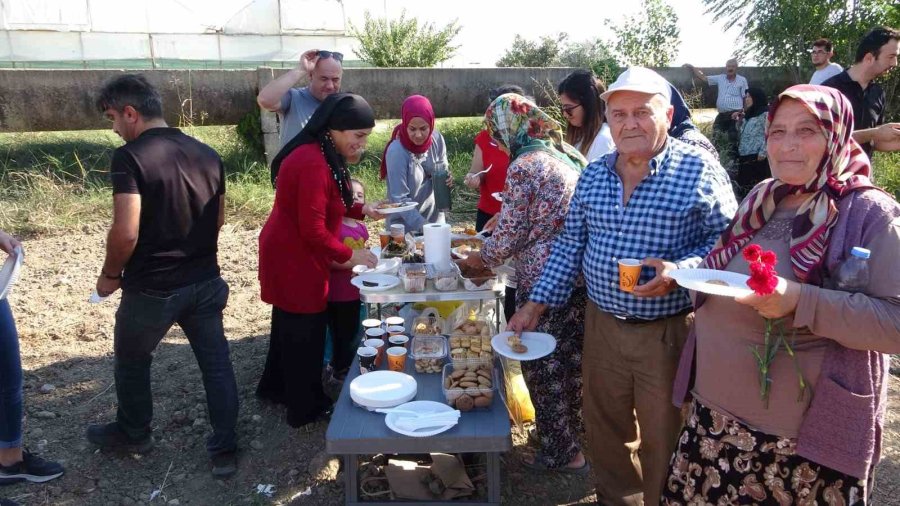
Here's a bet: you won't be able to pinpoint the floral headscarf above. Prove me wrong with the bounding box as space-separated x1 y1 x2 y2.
705 85 875 284
484 93 586 171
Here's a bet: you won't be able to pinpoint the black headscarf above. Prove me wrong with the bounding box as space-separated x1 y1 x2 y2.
744 87 769 120
667 82 697 138
270 93 376 208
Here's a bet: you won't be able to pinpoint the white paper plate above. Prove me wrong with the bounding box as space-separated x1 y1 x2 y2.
351 274 400 292
491 192 503 202
491 332 557 361
376 202 418 215
0 246 24 300
451 246 478 259
384 401 457 437
350 371 418 410
669 269 756 298
352 258 401 276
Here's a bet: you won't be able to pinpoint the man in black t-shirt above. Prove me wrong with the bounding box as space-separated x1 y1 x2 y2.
89 74 239 478
822 27 900 158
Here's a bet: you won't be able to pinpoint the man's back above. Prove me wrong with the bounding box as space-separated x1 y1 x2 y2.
110 127 224 290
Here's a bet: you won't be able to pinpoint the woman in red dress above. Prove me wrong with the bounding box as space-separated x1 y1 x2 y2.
257 93 382 427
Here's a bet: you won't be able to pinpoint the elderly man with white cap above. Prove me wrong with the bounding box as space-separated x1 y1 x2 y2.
509 67 737 505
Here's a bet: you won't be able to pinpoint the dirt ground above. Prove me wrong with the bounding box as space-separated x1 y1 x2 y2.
1 227 898 505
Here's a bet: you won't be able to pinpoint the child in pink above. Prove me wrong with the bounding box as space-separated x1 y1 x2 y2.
327 179 369 378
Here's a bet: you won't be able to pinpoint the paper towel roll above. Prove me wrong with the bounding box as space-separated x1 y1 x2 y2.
423 223 451 269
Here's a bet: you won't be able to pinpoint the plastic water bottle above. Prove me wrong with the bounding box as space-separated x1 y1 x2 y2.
834 247 871 293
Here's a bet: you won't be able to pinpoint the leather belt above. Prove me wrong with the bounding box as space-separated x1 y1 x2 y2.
611 307 692 325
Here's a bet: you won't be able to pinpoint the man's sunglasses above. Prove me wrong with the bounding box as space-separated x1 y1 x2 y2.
317 50 344 62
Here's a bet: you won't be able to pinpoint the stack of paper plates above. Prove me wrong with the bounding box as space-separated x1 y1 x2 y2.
350 371 418 410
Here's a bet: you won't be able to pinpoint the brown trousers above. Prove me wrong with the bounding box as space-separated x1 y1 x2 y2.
583 302 692 506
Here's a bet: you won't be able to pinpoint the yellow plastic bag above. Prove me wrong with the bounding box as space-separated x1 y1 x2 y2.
500 357 535 426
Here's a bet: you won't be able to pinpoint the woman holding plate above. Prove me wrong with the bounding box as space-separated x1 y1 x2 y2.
460 93 590 474
381 95 451 233
665 85 900 504
257 93 383 427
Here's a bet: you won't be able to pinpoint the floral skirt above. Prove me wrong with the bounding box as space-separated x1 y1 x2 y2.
661 400 867 505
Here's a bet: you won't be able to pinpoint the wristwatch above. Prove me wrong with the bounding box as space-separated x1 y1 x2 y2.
101 269 122 280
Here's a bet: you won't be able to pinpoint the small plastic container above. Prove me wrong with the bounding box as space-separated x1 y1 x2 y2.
454 259 497 291
441 359 495 411
433 263 460 292
399 263 427 293
448 319 495 362
411 310 445 336
409 335 447 374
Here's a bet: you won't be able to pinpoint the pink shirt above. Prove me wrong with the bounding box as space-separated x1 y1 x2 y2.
328 220 369 302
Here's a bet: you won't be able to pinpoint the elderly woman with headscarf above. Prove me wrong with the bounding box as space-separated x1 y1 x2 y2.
665 85 900 504
667 82 719 159
257 93 382 428
732 87 771 198
460 93 590 475
381 95 450 233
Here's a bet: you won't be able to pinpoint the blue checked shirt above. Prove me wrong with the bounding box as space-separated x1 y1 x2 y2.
530 138 738 320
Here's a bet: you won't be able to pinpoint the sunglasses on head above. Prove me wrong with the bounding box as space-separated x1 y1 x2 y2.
317 50 344 62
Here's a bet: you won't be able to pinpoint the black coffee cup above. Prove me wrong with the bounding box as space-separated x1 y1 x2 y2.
358 346 378 374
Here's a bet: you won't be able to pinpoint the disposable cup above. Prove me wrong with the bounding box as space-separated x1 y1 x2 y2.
387 325 405 336
362 319 383 332
388 334 409 349
357 347 378 374
386 346 408 372
365 328 387 342
364 338 386 367
385 316 405 328
618 259 643 292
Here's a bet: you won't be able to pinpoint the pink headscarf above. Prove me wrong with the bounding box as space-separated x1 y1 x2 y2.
705 85 875 284
380 95 435 179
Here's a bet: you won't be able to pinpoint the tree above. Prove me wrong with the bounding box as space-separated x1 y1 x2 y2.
496 33 568 67
349 10 461 67
606 0 681 67
558 38 623 84
701 0 897 68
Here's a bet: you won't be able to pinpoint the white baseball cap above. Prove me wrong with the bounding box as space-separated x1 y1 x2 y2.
600 67 671 102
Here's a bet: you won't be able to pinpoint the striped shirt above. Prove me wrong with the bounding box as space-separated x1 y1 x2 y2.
708 74 748 112
529 139 738 320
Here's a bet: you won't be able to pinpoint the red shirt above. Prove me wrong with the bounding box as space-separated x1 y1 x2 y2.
474 130 510 215
258 143 363 313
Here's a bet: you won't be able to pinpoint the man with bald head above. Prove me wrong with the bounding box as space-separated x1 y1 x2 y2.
509 67 736 505
257 49 344 147
684 58 748 156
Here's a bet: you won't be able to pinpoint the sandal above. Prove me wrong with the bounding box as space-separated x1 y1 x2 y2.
521 452 591 475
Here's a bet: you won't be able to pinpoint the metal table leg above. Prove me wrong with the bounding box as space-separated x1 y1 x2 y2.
487 452 501 503
344 454 358 504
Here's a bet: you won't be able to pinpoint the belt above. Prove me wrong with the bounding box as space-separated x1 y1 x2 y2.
611 307 692 325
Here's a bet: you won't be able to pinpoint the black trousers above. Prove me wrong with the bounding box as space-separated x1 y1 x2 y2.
256 307 331 427
713 112 740 158
327 300 362 374
475 209 494 233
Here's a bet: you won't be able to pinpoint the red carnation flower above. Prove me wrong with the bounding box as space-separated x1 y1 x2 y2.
747 261 778 295
742 244 763 263
760 250 777 267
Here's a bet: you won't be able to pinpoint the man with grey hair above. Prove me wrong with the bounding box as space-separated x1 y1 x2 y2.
684 58 748 155
509 67 737 504
257 48 344 148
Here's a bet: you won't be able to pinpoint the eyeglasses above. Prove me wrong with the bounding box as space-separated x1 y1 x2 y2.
561 104 582 116
317 50 344 62
810 49 828 55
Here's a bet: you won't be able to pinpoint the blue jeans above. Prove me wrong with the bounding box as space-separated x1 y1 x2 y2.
113 276 238 456
0 299 23 448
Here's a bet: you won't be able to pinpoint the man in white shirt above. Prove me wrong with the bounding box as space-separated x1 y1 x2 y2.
809 38 844 85
683 59 748 157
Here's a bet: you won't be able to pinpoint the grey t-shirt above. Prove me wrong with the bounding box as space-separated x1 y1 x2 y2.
279 87 321 147
385 131 448 232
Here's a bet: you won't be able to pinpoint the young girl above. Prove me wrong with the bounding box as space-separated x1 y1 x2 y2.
326 179 369 379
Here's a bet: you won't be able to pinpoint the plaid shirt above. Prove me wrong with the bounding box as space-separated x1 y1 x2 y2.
530 139 738 320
